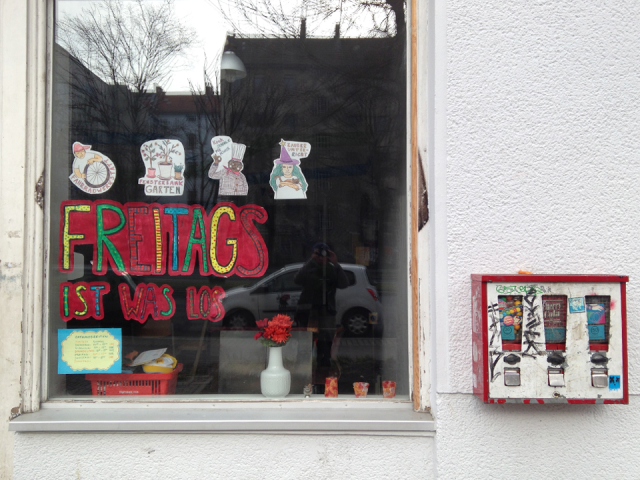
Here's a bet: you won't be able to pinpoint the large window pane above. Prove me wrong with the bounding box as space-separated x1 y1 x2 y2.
50 0 408 398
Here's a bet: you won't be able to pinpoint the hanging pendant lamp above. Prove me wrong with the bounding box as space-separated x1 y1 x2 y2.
220 51 247 82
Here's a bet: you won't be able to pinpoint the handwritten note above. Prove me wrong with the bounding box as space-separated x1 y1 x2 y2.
58 328 122 374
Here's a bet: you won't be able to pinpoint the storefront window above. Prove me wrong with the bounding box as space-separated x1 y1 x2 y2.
49 0 408 398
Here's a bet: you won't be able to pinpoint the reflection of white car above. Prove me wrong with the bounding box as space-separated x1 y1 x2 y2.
222 263 382 337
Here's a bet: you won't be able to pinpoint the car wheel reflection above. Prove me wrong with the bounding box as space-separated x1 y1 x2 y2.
224 309 255 328
343 308 370 337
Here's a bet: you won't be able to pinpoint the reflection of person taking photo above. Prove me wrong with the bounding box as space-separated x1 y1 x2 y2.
295 243 348 320
72 142 102 179
295 243 349 379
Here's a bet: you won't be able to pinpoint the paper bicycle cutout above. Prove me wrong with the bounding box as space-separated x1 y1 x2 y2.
84 162 111 188
69 142 117 194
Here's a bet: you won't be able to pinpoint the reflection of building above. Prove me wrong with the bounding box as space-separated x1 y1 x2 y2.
53 43 223 204
219 28 406 274
55 26 406 278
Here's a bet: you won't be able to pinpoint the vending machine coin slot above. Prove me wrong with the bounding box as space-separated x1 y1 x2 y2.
548 368 565 387
591 368 608 388
504 367 521 386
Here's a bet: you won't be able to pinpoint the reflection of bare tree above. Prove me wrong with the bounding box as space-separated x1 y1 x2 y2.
57 0 194 145
185 53 294 206
204 0 407 271
211 0 404 38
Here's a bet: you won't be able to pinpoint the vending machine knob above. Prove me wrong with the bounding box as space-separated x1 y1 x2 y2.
547 352 565 366
503 354 520 365
590 353 608 365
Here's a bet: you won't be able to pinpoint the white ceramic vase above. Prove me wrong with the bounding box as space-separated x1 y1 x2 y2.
260 346 291 398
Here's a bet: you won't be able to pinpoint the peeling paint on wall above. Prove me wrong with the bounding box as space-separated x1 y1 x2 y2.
418 153 429 231
35 171 44 209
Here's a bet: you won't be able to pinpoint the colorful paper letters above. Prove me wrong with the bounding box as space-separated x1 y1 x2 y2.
59 200 268 278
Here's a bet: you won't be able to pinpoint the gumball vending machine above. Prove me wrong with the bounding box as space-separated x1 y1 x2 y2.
471 275 628 404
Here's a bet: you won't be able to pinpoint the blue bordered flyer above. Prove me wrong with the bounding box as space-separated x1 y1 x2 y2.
58 328 122 374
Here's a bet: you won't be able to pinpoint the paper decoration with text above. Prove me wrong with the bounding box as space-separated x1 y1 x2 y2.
60 281 111 321
208 136 249 196
58 200 269 278
58 328 122 374
138 139 185 196
269 139 310 200
69 142 117 194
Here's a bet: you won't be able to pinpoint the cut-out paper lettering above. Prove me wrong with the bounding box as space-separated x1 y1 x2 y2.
186 286 226 322
60 281 111 321
59 200 268 278
118 283 176 323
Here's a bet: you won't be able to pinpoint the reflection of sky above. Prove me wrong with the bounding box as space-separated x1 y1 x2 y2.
58 0 227 93
57 0 389 93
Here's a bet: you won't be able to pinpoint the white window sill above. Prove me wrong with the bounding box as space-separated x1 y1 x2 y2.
9 399 434 436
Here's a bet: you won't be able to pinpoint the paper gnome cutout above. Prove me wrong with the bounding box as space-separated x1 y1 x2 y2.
208 136 249 196
138 139 186 196
69 142 116 194
269 139 310 200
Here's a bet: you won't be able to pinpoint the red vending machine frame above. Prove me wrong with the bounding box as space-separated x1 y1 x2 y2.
472 274 628 404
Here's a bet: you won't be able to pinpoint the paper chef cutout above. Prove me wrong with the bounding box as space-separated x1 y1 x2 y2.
269 139 310 200
208 136 249 196
138 139 186 196
69 142 116 194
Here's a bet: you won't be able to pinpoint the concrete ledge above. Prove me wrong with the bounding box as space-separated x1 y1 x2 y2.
10 405 435 436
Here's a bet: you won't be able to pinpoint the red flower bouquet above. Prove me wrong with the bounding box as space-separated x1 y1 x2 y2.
254 314 293 347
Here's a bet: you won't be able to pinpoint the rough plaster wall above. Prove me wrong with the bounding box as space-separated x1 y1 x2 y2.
437 0 640 477
13 433 433 480
436 394 640 479
446 0 640 395
0 0 28 479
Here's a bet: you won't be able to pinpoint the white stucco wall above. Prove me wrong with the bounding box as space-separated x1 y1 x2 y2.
0 1 28 479
13 433 434 479
5 0 640 478
436 0 640 478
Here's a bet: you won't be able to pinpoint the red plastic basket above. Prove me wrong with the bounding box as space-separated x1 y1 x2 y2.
85 364 183 396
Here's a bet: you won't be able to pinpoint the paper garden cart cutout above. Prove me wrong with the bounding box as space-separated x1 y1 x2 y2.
208 136 249 196
138 139 186 196
69 142 116 194
269 139 310 200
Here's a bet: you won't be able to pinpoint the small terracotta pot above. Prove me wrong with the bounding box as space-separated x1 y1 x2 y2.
382 381 396 398
324 377 338 397
353 382 369 398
